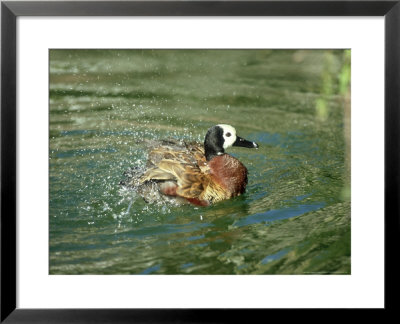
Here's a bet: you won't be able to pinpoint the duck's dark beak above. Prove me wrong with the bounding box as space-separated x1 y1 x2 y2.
233 136 259 149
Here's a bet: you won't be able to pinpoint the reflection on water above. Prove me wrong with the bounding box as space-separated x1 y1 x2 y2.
49 49 350 274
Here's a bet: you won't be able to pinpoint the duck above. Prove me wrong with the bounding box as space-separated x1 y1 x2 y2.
122 124 259 206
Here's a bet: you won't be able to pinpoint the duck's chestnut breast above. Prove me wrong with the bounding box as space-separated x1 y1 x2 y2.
208 154 248 195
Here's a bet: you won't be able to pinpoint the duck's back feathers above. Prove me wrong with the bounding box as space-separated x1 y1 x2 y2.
146 139 207 169
121 139 210 205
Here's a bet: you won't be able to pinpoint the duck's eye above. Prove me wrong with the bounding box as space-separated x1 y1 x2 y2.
226 132 231 137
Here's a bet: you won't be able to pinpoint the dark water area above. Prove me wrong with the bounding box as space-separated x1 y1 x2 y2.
49 49 350 274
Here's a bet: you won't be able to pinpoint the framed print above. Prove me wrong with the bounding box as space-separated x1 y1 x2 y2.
1 0 399 322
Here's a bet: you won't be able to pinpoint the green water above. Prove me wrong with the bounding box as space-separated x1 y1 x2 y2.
49 49 350 274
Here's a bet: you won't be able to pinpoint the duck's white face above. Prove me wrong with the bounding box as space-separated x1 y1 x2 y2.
217 124 237 149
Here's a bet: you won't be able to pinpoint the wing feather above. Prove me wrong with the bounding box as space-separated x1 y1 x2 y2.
137 141 216 201
140 158 208 199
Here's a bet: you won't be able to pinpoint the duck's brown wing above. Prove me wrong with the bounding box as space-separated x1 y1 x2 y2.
140 159 208 198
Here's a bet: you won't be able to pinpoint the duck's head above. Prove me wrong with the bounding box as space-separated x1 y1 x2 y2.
204 124 259 161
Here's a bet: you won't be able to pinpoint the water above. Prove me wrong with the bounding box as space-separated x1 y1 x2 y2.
49 49 350 274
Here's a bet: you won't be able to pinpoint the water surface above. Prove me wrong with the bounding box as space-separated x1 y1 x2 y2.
49 49 350 274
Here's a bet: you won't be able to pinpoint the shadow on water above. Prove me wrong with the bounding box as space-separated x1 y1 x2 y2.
49 49 351 274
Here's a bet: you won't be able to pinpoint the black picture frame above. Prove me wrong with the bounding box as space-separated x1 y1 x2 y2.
1 0 399 322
